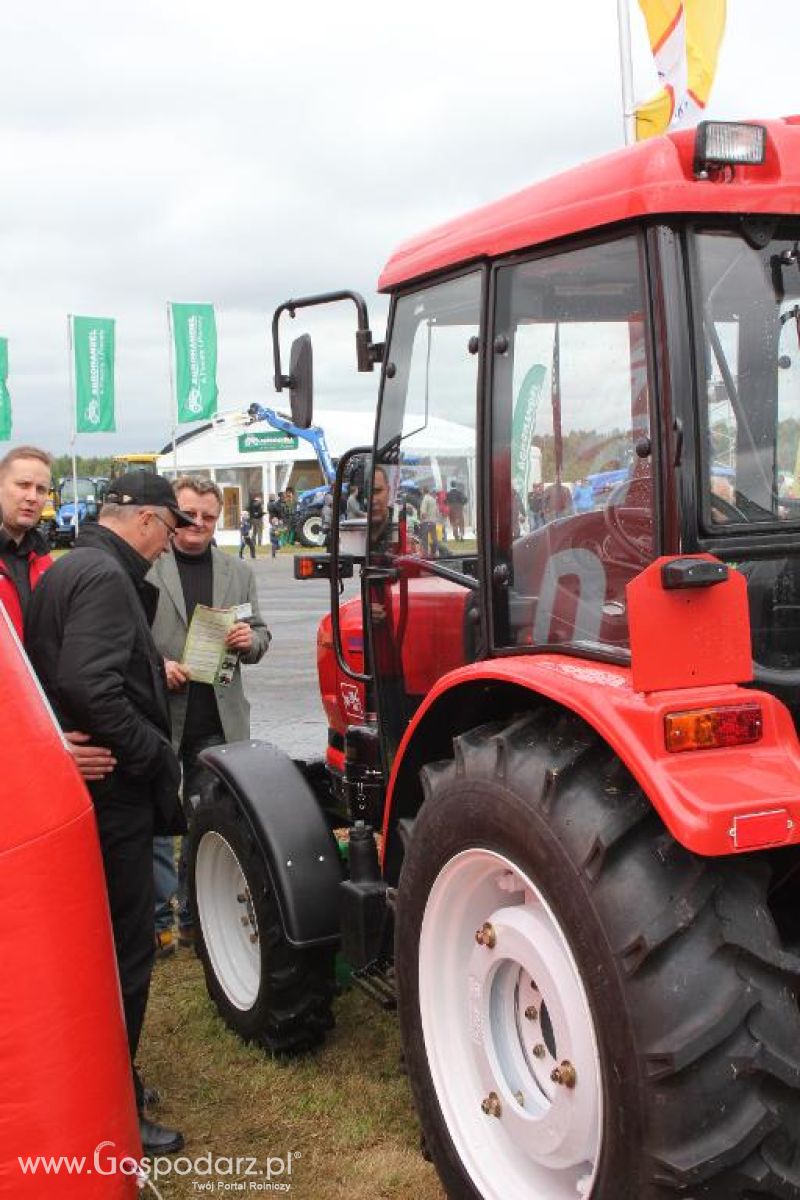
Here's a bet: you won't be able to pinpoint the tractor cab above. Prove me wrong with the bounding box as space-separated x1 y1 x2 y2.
283 121 800 781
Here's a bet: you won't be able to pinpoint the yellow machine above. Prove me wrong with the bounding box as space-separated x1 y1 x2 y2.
110 452 159 477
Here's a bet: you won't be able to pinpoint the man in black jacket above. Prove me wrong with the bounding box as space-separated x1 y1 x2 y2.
26 472 195 1154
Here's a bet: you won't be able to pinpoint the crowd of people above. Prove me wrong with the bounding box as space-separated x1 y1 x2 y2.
238 488 298 558
0 445 272 1158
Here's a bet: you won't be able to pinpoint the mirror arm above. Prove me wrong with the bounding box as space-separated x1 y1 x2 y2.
272 289 379 392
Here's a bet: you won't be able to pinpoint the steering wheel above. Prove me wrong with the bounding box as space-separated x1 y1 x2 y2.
602 499 653 567
709 491 749 524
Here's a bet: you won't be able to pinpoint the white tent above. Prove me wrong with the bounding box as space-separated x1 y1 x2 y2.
157 406 475 541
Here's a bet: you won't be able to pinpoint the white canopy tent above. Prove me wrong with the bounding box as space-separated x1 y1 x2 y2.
157 407 476 542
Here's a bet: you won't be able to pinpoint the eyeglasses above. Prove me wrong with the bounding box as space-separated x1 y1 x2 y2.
180 509 218 526
149 511 177 541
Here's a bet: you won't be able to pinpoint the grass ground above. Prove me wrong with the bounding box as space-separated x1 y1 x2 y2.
141 949 445 1199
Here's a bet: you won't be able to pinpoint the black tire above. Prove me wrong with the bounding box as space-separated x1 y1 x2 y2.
296 510 325 547
395 708 800 1200
189 781 336 1054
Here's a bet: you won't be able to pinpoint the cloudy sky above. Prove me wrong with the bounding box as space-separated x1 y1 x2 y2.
1 0 796 454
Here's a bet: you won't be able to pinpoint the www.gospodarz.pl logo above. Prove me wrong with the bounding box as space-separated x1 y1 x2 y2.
18 1143 299 1194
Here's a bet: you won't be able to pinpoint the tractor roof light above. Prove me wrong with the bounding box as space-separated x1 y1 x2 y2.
664 703 763 753
694 122 767 176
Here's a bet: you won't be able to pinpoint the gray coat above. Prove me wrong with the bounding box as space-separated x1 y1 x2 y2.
147 546 270 750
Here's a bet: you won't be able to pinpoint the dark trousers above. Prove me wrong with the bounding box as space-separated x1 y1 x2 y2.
239 534 255 559
93 788 155 1112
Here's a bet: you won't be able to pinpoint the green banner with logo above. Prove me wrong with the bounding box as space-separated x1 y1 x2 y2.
511 363 546 501
238 431 298 453
0 338 11 441
73 316 116 433
172 302 218 422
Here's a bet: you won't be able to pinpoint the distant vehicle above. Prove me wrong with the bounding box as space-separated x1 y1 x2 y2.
37 489 59 547
110 452 159 477
53 476 103 546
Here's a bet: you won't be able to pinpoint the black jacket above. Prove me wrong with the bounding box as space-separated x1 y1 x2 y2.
26 524 181 820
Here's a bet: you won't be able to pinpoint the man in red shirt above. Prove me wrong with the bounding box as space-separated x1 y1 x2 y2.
0 445 114 780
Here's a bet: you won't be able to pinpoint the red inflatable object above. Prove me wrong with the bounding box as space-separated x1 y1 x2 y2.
0 609 140 1197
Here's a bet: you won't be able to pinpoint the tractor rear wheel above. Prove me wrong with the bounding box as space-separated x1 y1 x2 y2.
395 709 800 1199
189 781 336 1054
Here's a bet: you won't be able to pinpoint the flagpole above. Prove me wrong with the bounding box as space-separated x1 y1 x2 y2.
167 303 178 476
67 315 80 538
617 0 636 146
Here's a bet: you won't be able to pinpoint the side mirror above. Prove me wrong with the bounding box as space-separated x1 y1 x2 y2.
289 335 313 429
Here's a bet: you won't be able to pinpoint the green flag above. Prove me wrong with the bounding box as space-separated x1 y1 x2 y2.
0 338 11 441
511 363 546 502
171 302 218 421
73 316 116 433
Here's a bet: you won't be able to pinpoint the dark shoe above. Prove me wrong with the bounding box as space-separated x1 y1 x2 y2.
139 1116 184 1155
142 1086 161 1109
155 929 176 959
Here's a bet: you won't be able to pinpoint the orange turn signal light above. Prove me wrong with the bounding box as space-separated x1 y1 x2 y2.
296 557 316 579
664 704 763 753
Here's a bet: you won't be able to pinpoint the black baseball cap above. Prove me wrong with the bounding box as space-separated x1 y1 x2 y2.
103 472 196 527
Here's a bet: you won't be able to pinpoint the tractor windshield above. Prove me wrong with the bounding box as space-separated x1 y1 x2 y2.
694 222 800 710
694 223 800 529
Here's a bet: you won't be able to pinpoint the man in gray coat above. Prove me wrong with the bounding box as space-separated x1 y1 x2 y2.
148 476 270 951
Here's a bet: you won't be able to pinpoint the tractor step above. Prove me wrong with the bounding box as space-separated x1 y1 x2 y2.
350 960 397 1010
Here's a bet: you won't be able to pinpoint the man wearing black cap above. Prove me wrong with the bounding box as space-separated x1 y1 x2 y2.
26 472 195 1154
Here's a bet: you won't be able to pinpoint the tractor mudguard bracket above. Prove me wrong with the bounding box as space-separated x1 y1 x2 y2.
199 740 343 948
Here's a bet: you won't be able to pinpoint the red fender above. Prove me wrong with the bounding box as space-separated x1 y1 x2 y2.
0 613 139 1197
384 560 800 858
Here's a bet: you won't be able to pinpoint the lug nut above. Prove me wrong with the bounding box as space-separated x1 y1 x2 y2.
481 1091 502 1118
550 1061 577 1088
474 922 496 949
524 1005 538 1021
532 1044 545 1058
249 932 259 944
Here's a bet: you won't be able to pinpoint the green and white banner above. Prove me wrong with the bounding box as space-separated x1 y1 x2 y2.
238 431 298 453
73 316 116 433
0 338 11 441
511 363 546 501
171 302 218 422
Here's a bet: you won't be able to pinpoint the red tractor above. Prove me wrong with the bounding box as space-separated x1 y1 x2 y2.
190 119 800 1199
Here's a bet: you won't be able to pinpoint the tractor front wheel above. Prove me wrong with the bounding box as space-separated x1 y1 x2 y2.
189 781 336 1054
395 710 800 1199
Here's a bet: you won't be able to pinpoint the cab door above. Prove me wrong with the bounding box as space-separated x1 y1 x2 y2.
365 270 483 765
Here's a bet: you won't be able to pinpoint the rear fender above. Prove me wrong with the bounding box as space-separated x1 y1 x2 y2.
381 657 800 882
199 741 342 948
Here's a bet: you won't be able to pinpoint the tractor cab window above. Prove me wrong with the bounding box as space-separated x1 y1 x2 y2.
695 225 800 529
373 273 480 563
694 223 800 703
367 272 481 762
491 235 655 656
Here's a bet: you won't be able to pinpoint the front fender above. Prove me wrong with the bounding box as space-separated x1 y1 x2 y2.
382 656 800 873
199 740 342 948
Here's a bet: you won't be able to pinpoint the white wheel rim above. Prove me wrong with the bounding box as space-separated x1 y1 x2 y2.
419 849 603 1200
195 831 260 1010
304 516 324 545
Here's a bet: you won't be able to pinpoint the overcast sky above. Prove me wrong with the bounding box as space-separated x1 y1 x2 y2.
1 0 797 455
